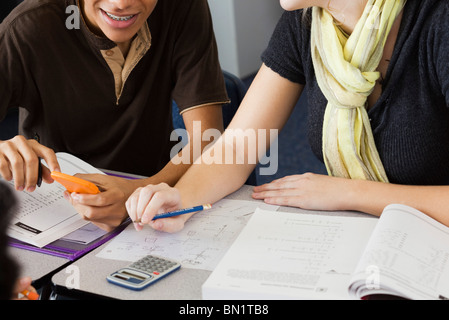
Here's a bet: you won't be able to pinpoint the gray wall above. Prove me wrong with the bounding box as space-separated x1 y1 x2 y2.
208 0 283 78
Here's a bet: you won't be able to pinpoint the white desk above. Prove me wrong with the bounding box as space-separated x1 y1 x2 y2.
11 246 70 280
50 185 369 300
9 246 71 299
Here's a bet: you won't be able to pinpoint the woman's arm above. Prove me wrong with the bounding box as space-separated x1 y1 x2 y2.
253 171 449 227
178 65 303 202
144 103 225 186
126 64 305 232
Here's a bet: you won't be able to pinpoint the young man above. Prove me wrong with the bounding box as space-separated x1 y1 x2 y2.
0 0 229 230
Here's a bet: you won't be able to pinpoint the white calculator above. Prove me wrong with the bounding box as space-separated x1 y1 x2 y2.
107 255 181 290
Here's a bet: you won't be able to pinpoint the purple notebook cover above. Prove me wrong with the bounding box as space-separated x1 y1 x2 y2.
9 221 130 261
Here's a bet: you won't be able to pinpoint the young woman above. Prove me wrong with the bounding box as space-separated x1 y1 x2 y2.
126 0 449 232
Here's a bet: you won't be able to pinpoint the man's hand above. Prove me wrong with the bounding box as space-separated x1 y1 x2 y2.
64 174 137 231
0 135 60 191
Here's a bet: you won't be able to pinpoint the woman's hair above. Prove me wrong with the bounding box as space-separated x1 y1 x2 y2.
0 182 19 300
302 7 312 24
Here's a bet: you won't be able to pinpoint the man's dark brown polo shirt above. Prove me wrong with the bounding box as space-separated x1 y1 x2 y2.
0 0 228 176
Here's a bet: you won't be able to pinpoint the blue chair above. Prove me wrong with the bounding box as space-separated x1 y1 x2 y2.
172 70 257 185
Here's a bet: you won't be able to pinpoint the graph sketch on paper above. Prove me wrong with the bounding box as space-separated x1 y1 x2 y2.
96 199 279 270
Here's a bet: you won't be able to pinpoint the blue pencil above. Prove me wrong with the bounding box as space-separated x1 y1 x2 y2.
134 204 212 223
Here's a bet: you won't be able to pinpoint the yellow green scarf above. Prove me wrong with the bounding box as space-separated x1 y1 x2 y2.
311 0 405 182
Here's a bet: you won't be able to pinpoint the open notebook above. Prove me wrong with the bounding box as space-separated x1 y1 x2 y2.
5 152 130 260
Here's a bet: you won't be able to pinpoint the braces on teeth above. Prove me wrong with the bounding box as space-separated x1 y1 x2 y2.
105 11 134 21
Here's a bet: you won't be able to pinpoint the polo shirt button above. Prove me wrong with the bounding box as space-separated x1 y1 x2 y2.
105 50 114 56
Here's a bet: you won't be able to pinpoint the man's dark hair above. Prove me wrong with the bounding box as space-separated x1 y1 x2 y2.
0 182 19 299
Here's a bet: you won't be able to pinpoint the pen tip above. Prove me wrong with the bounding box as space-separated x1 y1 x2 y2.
204 204 212 210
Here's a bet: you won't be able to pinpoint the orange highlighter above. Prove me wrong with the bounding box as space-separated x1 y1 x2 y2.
20 289 39 300
51 171 100 194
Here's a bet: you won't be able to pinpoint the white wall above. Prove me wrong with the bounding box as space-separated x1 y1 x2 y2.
208 0 284 79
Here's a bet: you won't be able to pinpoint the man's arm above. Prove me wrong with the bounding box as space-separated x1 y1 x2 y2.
0 12 62 191
68 103 224 231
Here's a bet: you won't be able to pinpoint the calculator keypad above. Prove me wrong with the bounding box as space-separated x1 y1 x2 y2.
107 255 181 290
130 255 179 274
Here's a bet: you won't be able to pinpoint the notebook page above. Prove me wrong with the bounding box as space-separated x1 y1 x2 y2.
5 152 103 247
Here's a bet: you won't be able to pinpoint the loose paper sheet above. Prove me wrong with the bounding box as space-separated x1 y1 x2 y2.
96 199 279 271
202 208 378 299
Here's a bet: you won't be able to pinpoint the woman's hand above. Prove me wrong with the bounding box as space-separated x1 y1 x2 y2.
126 183 188 233
252 173 355 211
0 135 60 191
64 174 138 231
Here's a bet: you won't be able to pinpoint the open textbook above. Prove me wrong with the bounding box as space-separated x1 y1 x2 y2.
4 152 105 248
348 204 449 300
202 204 449 300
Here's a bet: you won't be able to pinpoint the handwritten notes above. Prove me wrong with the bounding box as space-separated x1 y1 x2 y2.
96 199 279 271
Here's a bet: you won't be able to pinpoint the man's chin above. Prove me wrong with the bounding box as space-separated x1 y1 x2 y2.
103 31 136 44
